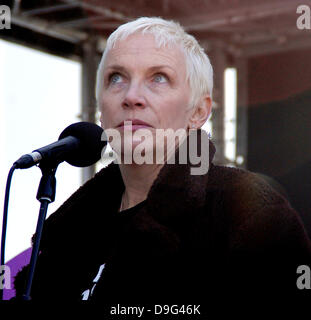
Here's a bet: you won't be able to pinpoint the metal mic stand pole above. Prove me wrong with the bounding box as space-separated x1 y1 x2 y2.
22 162 57 300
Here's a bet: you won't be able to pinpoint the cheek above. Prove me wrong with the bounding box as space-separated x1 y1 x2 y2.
156 96 189 130
100 97 119 128
152 81 191 128
100 110 114 129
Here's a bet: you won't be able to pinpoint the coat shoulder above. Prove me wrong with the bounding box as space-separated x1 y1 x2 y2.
207 164 311 252
208 164 291 216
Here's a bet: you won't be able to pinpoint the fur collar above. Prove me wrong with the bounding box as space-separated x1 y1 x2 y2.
97 129 216 223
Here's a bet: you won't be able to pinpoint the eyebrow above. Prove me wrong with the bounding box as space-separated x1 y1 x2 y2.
105 64 177 75
105 65 127 73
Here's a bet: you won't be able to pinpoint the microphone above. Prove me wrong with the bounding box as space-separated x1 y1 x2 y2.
13 122 107 169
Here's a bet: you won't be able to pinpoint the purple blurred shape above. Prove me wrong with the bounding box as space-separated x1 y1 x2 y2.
3 248 31 300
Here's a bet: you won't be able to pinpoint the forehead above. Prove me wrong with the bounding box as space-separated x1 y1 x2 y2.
104 33 186 71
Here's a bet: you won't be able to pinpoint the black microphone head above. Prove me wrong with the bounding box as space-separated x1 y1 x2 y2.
58 122 107 167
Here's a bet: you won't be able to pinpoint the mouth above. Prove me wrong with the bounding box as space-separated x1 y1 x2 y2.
117 119 153 131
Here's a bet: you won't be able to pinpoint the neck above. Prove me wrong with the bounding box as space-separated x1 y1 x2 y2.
118 163 164 210
117 131 190 210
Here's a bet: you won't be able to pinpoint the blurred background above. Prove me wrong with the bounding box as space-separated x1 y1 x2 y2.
1 0 311 262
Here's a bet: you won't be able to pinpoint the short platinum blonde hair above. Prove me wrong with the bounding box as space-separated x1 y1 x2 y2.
96 16 213 109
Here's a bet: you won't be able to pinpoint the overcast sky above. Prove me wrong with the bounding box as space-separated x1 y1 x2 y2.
0 39 83 261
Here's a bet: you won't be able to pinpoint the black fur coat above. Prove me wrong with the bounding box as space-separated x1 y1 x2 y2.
14 133 311 305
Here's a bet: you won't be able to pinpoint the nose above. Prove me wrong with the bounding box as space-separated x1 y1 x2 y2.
122 81 146 109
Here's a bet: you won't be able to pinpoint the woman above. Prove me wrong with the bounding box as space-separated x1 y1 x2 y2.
15 17 311 305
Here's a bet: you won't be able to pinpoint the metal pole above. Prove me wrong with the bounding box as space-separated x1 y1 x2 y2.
236 57 248 169
209 42 227 165
81 37 99 183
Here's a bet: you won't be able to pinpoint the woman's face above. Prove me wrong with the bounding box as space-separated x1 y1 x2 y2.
98 33 194 158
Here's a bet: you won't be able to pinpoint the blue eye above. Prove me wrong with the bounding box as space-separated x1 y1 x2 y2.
153 74 167 83
109 73 122 84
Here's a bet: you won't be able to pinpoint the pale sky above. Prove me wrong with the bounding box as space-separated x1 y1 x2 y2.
0 39 83 261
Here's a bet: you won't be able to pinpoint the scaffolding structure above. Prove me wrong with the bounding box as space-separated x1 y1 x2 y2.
2 0 311 179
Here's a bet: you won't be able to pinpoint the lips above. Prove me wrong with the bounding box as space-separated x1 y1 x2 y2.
117 119 153 129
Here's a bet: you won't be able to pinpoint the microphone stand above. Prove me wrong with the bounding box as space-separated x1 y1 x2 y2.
22 162 57 300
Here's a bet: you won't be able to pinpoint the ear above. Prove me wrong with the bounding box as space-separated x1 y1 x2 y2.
188 95 212 129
